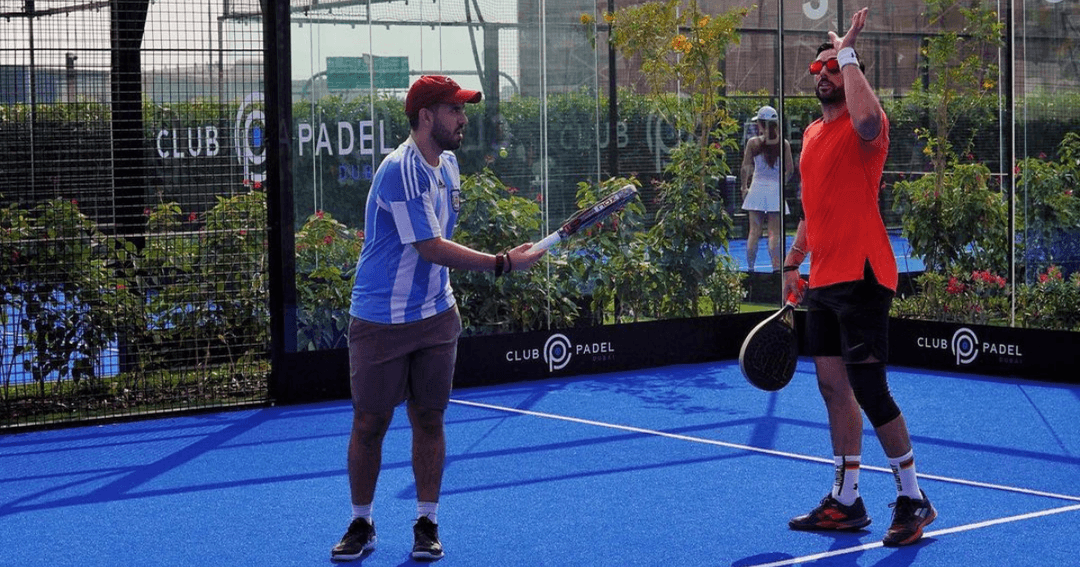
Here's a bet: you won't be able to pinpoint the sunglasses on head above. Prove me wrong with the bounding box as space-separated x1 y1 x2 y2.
808 58 841 75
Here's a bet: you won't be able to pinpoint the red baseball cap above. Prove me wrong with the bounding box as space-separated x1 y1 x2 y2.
405 75 482 119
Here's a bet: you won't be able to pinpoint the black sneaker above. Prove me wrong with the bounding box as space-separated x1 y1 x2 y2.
411 516 444 561
789 494 872 531
883 490 937 547
331 517 376 562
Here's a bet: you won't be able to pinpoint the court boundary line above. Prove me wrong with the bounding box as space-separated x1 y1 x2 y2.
743 503 1080 567
450 398 1080 504
452 398 1080 563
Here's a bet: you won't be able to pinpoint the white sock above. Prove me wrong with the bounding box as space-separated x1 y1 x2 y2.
351 503 373 522
417 501 439 524
831 455 862 506
888 450 922 500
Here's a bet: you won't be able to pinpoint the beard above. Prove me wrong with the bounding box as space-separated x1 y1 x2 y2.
815 81 845 104
431 120 462 151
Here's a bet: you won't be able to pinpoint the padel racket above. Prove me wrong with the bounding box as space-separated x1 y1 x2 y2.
528 184 638 252
739 278 807 391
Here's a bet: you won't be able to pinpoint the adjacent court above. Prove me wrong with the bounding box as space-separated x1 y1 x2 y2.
3 358 1077 566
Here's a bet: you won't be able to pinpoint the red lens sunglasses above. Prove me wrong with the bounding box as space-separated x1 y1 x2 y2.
808 58 841 75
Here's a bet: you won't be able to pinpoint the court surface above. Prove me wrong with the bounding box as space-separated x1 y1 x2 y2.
728 233 925 274
2 359 1078 566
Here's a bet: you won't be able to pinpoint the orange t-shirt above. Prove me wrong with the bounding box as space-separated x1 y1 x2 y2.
799 109 897 291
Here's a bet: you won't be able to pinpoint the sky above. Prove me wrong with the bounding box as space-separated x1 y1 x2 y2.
0 0 513 93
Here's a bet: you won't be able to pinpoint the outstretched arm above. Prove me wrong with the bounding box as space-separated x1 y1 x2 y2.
413 237 545 274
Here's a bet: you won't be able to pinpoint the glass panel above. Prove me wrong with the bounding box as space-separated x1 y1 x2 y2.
1015 0 1080 330
285 0 1080 349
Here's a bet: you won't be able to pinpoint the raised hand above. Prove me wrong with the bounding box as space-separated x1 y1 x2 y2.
828 7 868 51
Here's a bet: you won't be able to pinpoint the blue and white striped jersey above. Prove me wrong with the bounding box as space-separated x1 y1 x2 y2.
350 138 462 324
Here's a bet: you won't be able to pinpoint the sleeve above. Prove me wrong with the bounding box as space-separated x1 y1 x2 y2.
386 153 442 244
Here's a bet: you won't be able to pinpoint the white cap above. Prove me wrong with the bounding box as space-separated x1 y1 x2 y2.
755 105 778 122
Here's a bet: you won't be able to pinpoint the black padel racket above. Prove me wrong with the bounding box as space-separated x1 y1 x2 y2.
739 279 807 391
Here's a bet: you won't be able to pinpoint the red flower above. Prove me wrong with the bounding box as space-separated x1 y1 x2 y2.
254 181 263 189
356 230 364 239
188 212 197 222
946 277 966 295
323 235 333 245
316 210 325 220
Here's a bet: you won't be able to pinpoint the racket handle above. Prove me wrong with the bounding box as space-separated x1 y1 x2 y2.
785 278 808 306
528 232 561 253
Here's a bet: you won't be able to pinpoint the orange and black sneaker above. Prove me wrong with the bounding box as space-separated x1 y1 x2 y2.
882 490 937 547
789 494 872 531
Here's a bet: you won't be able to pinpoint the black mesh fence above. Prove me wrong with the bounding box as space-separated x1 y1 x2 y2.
1 0 269 429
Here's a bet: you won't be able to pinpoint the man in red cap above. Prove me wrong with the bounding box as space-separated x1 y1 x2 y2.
331 76 546 562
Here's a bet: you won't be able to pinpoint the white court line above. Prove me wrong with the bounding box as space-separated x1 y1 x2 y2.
450 398 1080 503
451 398 1080 565
745 503 1080 567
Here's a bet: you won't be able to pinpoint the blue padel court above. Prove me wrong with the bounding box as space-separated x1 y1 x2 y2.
729 232 925 275
3 359 1077 566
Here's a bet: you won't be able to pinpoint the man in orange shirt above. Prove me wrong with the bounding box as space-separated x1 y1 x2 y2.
781 8 937 547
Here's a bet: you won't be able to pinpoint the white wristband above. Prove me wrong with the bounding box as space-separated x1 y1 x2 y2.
837 47 859 69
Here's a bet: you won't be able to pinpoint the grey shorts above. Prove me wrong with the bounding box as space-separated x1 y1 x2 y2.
348 306 462 413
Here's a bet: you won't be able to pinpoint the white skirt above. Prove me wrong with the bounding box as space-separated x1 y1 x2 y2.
741 183 789 213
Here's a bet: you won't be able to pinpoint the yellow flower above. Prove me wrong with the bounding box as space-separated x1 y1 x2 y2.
672 34 691 53
603 11 615 23
580 13 594 25
698 15 710 27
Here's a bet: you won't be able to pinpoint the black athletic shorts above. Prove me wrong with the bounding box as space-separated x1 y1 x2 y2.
804 262 894 363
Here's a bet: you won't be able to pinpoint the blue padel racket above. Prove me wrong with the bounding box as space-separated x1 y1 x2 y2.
528 184 638 252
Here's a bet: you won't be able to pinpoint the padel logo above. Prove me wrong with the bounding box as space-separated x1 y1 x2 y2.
543 334 573 372
504 333 616 373
915 326 1024 367
235 92 266 186
951 328 980 365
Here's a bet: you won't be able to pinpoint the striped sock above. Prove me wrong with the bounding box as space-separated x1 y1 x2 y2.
888 450 922 500
831 455 862 506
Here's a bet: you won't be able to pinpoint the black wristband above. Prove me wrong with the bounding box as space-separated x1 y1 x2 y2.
782 265 799 273
495 253 505 277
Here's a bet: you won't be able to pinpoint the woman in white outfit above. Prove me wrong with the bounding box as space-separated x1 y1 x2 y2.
740 105 794 272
